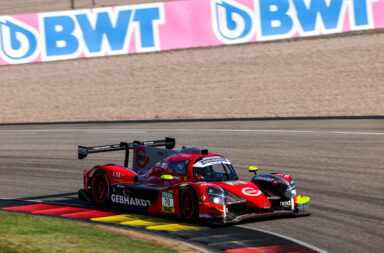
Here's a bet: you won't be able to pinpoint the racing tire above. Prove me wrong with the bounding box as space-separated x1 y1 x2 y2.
181 187 199 221
91 170 111 207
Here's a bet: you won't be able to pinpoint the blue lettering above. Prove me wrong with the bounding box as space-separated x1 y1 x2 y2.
76 10 132 53
133 8 161 49
352 0 369 27
44 16 78 56
259 0 293 37
292 0 343 32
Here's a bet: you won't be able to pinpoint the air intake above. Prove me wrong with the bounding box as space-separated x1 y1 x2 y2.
180 147 208 155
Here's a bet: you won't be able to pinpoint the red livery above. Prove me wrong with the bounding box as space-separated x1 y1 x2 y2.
78 138 310 224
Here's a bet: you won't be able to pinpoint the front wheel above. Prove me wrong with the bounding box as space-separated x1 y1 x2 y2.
181 187 198 221
91 170 110 206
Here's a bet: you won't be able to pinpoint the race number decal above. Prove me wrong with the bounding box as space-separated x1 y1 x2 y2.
162 191 175 213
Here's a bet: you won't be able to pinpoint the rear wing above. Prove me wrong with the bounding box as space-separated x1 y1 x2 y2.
78 137 175 167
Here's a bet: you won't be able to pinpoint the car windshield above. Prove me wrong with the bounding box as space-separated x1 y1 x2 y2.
169 160 188 175
193 156 238 181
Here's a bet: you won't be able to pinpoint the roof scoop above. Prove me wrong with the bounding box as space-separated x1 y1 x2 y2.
180 147 208 155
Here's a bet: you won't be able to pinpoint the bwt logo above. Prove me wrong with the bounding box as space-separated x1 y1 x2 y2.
0 3 164 64
211 0 378 44
0 17 39 64
211 0 256 44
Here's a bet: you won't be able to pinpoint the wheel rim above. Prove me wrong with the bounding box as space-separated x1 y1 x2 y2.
92 174 108 203
183 191 193 219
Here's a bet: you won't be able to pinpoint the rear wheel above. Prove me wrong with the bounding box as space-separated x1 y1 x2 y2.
91 170 110 206
181 187 198 221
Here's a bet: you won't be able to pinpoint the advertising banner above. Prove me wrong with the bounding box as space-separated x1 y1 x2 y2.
1 0 384 65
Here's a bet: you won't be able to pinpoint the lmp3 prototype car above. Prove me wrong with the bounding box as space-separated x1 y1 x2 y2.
78 138 310 224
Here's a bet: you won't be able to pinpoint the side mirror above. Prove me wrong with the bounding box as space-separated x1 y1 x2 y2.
249 166 259 175
160 174 174 185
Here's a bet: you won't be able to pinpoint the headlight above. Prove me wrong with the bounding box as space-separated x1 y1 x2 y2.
212 197 221 204
285 179 297 198
206 187 225 205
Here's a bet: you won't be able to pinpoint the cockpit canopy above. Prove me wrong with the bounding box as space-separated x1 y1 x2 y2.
193 156 238 181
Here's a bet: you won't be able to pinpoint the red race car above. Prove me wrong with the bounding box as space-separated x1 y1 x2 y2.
78 138 310 224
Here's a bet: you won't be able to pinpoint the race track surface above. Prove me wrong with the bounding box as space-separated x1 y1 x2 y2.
0 119 383 252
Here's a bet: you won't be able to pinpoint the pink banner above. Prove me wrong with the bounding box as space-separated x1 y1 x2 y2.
1 0 383 65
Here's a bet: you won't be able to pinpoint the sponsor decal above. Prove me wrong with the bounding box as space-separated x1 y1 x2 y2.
256 176 279 185
135 146 150 169
161 191 175 213
111 194 151 207
1 0 383 65
275 173 291 179
241 187 262 196
184 176 188 182
280 200 292 208
39 4 165 62
225 180 247 186
92 144 120 151
199 183 215 187
199 214 213 218
211 0 256 44
194 156 231 168
256 176 276 183
0 17 40 64
212 0 379 42
112 171 121 178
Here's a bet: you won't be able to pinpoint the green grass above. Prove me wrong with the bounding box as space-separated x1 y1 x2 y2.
0 211 176 253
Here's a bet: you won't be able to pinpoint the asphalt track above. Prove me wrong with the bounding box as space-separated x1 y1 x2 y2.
0 119 383 252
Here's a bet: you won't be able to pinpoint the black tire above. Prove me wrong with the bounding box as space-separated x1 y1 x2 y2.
181 186 199 221
91 170 111 207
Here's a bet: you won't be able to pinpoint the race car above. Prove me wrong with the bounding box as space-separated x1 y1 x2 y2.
78 138 310 224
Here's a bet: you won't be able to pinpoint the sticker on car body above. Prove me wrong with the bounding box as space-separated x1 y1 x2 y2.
225 180 247 186
111 194 151 207
193 156 231 168
162 191 175 213
241 187 262 196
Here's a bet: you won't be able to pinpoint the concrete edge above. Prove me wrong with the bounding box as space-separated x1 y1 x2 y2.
0 115 383 126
